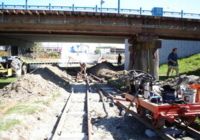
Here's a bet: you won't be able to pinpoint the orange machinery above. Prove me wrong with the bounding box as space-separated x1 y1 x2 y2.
124 93 200 128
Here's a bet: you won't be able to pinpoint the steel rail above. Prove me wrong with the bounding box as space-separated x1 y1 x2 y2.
50 88 73 140
86 78 92 140
175 120 200 139
49 77 92 140
113 100 176 140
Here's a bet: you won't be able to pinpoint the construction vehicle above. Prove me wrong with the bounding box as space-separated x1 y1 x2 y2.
0 56 12 77
0 45 28 77
0 56 28 77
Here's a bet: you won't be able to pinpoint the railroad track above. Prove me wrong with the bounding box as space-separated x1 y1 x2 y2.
46 72 200 140
49 78 92 140
110 95 200 140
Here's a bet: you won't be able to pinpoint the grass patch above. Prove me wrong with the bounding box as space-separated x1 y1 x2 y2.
195 117 200 124
0 119 20 131
5 104 40 115
34 100 50 106
34 92 61 106
159 53 200 78
0 77 17 83
52 92 60 99
0 77 17 89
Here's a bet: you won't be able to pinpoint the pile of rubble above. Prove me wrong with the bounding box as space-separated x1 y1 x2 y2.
160 75 200 87
88 62 123 78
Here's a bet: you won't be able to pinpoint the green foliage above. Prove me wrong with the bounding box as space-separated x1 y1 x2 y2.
95 48 101 54
0 119 20 131
195 117 200 124
48 52 60 58
32 43 43 53
0 77 17 88
0 77 17 83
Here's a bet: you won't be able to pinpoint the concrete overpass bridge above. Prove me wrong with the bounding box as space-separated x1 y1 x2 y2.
0 9 200 40
0 9 200 79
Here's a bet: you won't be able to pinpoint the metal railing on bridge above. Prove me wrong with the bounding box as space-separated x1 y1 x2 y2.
0 3 200 19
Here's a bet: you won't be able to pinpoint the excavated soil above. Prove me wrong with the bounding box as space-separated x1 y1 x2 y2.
88 62 124 78
0 65 71 140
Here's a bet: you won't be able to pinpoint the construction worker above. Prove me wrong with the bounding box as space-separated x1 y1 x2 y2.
117 54 122 65
80 62 86 76
167 48 179 77
76 62 87 81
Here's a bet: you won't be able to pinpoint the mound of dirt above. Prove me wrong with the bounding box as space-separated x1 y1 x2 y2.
0 65 71 102
88 62 124 77
0 65 71 140
0 74 59 100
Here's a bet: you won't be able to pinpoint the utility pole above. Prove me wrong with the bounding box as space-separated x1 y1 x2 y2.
25 0 28 10
100 0 105 12
118 0 120 14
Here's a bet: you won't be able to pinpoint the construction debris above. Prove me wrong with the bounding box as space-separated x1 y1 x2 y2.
160 75 200 87
88 62 123 78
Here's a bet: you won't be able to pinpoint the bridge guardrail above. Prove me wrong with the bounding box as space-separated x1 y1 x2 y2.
0 3 200 19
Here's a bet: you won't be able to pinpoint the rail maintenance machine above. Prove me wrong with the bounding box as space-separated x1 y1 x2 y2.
118 70 200 128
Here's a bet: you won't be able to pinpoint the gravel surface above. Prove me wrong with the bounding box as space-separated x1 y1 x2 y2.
90 85 160 140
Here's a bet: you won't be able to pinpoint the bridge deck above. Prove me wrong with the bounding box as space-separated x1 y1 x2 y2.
0 9 199 40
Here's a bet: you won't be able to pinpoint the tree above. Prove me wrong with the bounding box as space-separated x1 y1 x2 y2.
95 48 101 54
31 43 44 58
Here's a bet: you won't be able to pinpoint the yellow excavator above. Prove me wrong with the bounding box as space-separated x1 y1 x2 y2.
0 46 28 77
0 50 12 77
0 61 12 77
0 54 27 78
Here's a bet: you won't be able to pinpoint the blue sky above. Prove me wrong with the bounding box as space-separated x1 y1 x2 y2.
0 0 199 13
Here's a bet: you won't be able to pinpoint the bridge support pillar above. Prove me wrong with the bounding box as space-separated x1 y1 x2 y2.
125 36 161 79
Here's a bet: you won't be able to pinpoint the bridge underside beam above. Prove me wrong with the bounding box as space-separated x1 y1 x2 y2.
0 10 199 40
